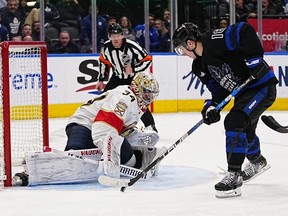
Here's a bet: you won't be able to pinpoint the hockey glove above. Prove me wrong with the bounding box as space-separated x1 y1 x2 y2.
246 57 269 79
201 100 221 125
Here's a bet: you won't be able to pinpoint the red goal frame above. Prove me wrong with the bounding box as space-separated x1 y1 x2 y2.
0 41 49 186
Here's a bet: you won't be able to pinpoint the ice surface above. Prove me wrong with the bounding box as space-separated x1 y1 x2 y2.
1 111 288 216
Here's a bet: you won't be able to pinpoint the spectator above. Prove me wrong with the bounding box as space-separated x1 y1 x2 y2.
244 0 257 11
80 5 108 52
154 18 170 52
22 34 32 41
119 15 135 41
162 8 170 31
55 0 84 28
37 0 59 26
235 0 257 22
0 0 6 9
31 21 52 48
21 23 32 37
49 30 80 53
31 21 40 40
25 0 60 29
107 16 117 26
0 12 9 41
219 18 229 28
134 14 161 52
11 34 22 41
218 0 230 14
151 3 162 20
18 0 30 19
262 0 283 15
283 0 288 15
0 0 24 39
270 0 285 15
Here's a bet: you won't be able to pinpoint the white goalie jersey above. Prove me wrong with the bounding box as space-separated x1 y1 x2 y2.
67 85 143 146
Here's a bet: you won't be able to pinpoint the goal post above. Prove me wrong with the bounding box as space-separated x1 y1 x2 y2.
0 41 49 187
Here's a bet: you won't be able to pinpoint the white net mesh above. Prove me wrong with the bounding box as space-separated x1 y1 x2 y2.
0 44 47 184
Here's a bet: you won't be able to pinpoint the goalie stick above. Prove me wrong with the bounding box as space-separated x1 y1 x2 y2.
98 76 255 192
261 115 288 133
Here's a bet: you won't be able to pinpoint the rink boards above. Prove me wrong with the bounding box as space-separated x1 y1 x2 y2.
45 53 288 117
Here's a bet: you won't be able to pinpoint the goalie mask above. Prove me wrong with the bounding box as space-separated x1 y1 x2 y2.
130 72 159 111
172 22 202 55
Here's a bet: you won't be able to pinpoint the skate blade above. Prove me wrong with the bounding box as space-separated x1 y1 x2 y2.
244 164 271 183
215 187 242 198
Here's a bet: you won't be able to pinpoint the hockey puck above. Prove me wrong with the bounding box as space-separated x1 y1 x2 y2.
120 186 127 192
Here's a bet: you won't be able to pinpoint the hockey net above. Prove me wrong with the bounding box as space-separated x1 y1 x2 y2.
0 41 49 186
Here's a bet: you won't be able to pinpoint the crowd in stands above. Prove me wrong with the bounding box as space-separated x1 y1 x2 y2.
0 0 172 53
212 0 288 28
0 0 288 53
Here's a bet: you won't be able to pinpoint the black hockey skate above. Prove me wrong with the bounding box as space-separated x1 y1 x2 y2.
215 171 243 198
242 155 271 183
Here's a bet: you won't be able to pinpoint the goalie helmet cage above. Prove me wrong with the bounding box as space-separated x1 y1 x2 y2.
0 41 49 187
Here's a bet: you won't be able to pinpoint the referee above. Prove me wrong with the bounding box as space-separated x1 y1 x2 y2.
96 23 158 132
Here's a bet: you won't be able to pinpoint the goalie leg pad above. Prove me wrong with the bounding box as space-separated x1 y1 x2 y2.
97 133 124 178
24 149 101 186
21 148 154 186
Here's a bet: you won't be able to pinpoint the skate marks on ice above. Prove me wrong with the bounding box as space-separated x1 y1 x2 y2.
9 165 216 191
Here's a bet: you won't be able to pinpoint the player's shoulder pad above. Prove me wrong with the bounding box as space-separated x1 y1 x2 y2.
230 22 254 35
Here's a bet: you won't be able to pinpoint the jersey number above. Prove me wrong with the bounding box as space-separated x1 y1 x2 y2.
123 90 136 102
211 28 225 39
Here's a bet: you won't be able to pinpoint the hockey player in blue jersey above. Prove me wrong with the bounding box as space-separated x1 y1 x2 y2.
172 22 278 198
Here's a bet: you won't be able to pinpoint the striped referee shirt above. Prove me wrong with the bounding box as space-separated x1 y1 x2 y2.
99 38 152 80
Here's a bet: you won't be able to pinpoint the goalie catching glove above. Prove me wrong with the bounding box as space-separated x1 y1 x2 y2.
121 126 159 147
201 99 221 125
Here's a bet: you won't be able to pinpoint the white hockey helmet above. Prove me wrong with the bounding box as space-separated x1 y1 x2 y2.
130 72 159 109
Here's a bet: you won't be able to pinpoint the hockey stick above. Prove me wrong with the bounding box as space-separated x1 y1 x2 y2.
44 147 154 180
261 115 288 133
98 76 255 191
